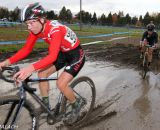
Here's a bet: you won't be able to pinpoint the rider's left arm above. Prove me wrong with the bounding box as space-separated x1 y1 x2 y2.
32 30 62 70
154 33 158 48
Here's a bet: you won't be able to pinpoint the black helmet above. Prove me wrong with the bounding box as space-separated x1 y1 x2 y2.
147 23 155 31
21 2 46 22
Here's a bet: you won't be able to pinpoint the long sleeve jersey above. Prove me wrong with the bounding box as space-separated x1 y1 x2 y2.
9 20 80 70
141 31 158 44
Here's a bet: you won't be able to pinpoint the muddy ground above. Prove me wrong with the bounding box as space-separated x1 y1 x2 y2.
2 37 160 73
1 37 160 130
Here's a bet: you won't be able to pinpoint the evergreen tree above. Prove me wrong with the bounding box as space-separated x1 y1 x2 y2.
131 16 138 25
99 13 107 25
106 12 112 25
125 13 131 24
0 7 9 19
46 10 58 20
91 12 98 25
143 12 152 26
66 9 72 23
59 6 67 22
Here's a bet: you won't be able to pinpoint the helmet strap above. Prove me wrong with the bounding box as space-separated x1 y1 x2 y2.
35 18 46 35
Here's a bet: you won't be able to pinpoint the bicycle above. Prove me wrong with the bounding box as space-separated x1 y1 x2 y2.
0 66 96 130
141 44 155 79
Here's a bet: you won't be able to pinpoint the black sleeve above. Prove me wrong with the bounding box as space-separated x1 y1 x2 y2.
141 31 147 41
154 32 158 43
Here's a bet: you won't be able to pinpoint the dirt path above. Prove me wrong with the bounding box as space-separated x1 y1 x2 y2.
1 38 160 130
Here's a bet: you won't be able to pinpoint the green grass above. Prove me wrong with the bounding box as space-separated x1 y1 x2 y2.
0 42 49 53
0 26 28 41
0 24 151 52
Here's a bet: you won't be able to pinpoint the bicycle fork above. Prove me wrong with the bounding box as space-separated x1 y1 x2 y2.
7 86 25 130
11 99 25 130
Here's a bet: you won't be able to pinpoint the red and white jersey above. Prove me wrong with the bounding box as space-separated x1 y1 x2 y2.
9 20 80 70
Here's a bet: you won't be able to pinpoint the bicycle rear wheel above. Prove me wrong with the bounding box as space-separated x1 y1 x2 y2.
142 55 149 79
63 76 96 127
0 95 39 130
156 49 160 59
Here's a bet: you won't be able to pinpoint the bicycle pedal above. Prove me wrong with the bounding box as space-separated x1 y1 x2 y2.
47 116 56 125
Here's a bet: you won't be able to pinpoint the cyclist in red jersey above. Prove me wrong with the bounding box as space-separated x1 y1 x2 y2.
0 2 85 123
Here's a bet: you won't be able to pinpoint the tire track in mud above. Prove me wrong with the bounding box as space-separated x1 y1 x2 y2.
56 93 121 130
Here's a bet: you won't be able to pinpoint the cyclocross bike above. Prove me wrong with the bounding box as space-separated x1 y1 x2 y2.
0 66 96 130
141 45 155 79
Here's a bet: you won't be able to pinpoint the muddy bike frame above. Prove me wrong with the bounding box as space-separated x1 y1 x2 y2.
141 44 155 79
0 66 80 129
0 66 96 130
1 68 62 129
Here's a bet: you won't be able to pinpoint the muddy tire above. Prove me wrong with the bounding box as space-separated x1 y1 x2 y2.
0 95 39 130
142 55 149 79
62 76 96 128
156 50 160 59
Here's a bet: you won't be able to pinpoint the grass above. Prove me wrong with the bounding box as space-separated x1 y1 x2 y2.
0 26 28 41
0 24 148 52
0 42 48 53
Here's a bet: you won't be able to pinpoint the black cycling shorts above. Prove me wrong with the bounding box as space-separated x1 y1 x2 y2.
53 45 85 77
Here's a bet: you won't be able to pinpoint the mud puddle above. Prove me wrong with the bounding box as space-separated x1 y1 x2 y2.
35 61 160 130
1 43 160 130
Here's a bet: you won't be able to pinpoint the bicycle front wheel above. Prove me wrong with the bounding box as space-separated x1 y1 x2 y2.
63 76 96 127
142 54 149 79
0 95 39 130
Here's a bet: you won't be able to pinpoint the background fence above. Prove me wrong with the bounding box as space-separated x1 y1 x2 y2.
0 22 157 53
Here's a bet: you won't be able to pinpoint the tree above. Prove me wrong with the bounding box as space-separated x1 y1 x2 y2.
143 12 152 26
46 10 58 20
76 10 88 24
59 7 73 23
106 12 112 25
125 13 131 24
91 12 98 25
99 13 107 25
0 7 9 19
139 15 143 22
116 11 126 26
13 7 20 21
66 9 72 23
83 11 91 24
131 16 138 25
59 6 67 22
118 11 124 18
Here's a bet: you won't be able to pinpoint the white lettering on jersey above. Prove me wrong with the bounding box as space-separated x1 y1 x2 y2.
64 27 77 47
50 20 62 27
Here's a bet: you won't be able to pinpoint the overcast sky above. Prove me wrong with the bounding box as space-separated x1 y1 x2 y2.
0 0 160 17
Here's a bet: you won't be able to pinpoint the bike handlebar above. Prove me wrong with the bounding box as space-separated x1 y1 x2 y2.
0 66 37 93
144 44 156 49
2 66 20 72
0 66 58 93
0 66 19 83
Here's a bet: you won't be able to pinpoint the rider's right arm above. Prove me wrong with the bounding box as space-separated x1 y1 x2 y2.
8 33 38 64
141 31 147 41
154 32 158 44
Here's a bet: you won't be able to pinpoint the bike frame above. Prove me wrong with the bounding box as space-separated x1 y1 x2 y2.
5 77 66 129
1 66 95 129
142 45 155 66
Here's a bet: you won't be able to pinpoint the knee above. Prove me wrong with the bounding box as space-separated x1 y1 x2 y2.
38 71 48 78
148 50 153 55
56 80 66 91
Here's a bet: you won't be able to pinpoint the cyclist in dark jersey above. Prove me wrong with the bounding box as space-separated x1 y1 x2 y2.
139 23 158 66
0 2 85 123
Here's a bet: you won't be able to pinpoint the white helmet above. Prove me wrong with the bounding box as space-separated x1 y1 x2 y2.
21 2 46 22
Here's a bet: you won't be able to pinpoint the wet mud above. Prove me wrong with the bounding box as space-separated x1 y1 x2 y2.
1 38 160 130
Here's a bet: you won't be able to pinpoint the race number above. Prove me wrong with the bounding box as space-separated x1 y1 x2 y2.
64 27 77 46
50 20 62 26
